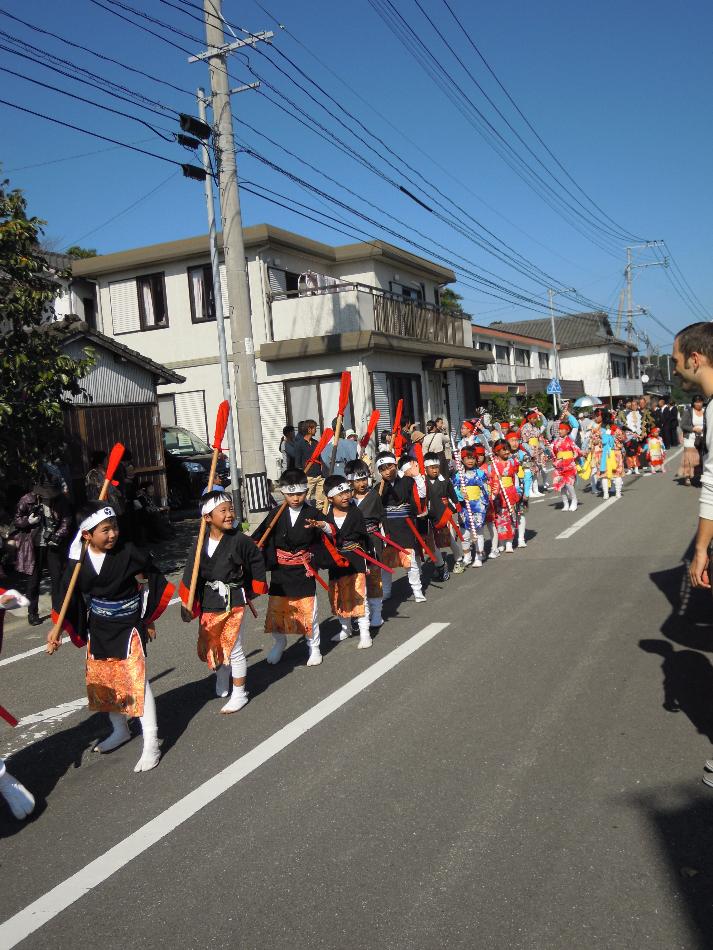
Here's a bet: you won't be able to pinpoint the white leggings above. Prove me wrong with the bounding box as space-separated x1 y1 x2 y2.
228 635 247 680
461 525 485 557
561 484 578 506
268 597 320 657
339 599 370 638
382 550 421 598
106 676 156 737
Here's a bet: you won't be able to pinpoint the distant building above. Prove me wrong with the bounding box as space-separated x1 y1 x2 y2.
489 312 643 402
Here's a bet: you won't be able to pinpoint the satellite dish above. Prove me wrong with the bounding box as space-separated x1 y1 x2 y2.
641 374 650 384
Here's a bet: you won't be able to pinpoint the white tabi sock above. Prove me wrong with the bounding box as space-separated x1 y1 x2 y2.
357 612 372 649
266 633 287 665
332 618 351 642
95 712 131 754
221 682 248 714
0 759 35 820
135 680 161 773
307 605 322 665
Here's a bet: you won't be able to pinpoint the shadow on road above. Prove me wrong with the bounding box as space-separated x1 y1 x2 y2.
632 785 713 950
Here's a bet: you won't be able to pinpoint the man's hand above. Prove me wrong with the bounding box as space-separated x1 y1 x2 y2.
46 628 62 654
180 606 193 623
146 623 157 640
690 547 711 589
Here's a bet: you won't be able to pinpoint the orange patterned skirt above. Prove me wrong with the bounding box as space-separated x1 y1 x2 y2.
366 560 383 598
198 607 245 669
264 595 315 636
381 546 413 570
329 572 367 618
86 629 145 718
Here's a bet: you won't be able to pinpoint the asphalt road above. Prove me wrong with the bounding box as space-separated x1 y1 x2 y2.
3 457 713 950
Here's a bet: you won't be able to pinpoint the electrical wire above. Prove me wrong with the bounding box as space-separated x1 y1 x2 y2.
3 138 157 172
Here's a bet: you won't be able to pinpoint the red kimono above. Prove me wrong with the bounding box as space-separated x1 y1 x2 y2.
488 458 519 542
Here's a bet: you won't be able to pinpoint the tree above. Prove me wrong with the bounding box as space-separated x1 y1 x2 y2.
0 179 92 495
66 245 97 259
439 287 468 316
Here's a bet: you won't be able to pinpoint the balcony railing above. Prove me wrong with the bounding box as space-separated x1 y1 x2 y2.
269 281 466 346
479 361 544 384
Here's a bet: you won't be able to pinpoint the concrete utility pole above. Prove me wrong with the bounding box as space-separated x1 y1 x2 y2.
547 287 559 415
196 86 241 519
190 1 274 521
624 241 668 345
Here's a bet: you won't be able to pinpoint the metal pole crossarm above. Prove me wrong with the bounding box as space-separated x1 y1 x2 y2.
229 82 261 95
188 31 274 62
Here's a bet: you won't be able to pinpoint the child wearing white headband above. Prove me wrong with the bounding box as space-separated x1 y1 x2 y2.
180 487 267 713
48 500 174 773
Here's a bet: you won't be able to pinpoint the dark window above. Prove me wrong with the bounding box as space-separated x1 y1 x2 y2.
476 340 493 352
188 264 216 323
514 347 530 366
137 273 168 330
82 296 96 330
495 344 509 363
388 373 424 429
538 351 550 371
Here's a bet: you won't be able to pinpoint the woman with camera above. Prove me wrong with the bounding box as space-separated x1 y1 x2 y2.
13 474 72 625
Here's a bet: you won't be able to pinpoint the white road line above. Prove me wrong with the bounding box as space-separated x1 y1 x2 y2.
0 597 182 669
0 621 449 948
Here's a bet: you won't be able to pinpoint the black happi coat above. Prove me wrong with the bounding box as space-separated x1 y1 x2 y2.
252 504 325 599
54 543 173 659
427 475 460 529
181 529 267 615
353 487 386 553
324 503 372 580
381 475 420 549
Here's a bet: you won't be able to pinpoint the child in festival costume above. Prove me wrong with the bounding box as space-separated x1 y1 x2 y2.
424 451 462 578
0 587 35 819
520 408 549 495
488 439 520 553
551 421 583 512
321 474 374 649
457 418 477 450
451 445 489 568
180 487 267 714
345 459 386 629
609 423 626 498
646 426 667 473
376 450 426 603
505 429 533 547
623 427 641 475
48 502 174 773
252 468 334 668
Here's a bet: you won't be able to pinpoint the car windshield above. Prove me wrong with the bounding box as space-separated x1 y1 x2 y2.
163 427 211 457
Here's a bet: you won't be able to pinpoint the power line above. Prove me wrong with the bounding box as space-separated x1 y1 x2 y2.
0 63 177 141
67 170 180 245
3 138 157 172
0 6 194 102
0 96 186 167
438 0 644 244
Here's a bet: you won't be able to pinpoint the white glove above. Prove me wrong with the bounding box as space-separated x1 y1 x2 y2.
0 589 30 609
27 513 41 525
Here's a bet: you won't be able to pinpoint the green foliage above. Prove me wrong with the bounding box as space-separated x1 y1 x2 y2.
486 390 552 423
66 244 97 259
439 287 468 316
0 179 93 490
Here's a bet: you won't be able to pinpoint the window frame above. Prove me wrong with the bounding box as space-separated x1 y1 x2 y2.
284 374 355 433
136 271 169 331
187 263 216 324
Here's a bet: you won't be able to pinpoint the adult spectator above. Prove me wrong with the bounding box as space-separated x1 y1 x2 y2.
321 417 358 476
680 395 706 486
279 425 296 473
638 396 656 435
626 401 642 439
13 473 72 625
86 449 125 516
664 398 679 449
293 420 326 506
423 420 447 464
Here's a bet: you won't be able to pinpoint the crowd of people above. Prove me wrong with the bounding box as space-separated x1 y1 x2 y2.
0 385 702 818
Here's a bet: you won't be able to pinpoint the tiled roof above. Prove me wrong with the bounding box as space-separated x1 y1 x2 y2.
489 312 636 350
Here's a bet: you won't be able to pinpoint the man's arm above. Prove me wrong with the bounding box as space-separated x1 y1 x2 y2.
690 514 713 588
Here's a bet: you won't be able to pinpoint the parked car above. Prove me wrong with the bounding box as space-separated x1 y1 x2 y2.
162 426 230 508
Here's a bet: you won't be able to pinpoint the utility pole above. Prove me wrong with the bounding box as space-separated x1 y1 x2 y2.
547 287 559 415
624 241 668 400
190 2 274 522
196 86 241 520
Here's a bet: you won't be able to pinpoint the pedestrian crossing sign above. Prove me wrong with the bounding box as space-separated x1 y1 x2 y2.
546 378 562 395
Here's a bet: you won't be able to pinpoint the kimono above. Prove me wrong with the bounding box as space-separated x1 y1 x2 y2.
324 504 372 619
519 422 547 479
252 504 330 637
624 436 641 471
380 475 423 568
647 435 666 470
610 428 626 479
488 458 519 542
451 467 489 537
427 475 461 548
551 437 581 490
180 529 267 669
511 445 534 501
52 544 174 717
354 487 386 599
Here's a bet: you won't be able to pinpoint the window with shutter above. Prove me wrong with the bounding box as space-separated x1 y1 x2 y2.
174 390 208 442
109 279 141 335
137 273 168 329
372 372 392 444
188 264 216 323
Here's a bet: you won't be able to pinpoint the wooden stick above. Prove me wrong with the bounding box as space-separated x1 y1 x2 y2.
186 401 230 614
48 442 125 652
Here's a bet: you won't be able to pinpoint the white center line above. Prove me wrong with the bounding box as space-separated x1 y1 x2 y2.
0 621 450 948
0 597 182 668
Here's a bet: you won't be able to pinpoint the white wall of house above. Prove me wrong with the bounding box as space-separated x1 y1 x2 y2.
558 346 643 399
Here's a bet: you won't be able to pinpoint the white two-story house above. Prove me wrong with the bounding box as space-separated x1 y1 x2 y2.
73 224 491 480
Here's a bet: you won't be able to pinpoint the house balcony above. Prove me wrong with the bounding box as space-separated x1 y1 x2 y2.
269 283 467 347
260 282 488 369
478 361 544 384
608 377 644 398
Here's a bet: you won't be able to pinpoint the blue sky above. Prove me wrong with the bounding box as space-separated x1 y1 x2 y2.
2 0 711 349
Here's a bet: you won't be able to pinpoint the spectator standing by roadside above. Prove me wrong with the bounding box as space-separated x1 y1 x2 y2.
664 398 679 449
321 417 358 476
293 420 326 506
671 323 713 786
13 473 72 625
680 395 705 486
86 450 125 518
279 425 296 474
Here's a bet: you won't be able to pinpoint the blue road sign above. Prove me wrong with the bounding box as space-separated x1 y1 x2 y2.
546 378 562 395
